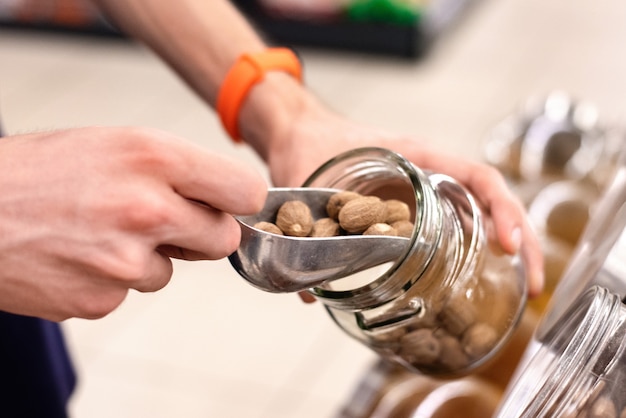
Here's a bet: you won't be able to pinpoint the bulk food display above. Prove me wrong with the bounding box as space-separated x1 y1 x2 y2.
483 92 623 318
229 92 626 417
229 147 527 377
495 117 626 417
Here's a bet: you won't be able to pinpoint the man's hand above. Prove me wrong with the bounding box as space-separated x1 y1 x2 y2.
0 126 267 321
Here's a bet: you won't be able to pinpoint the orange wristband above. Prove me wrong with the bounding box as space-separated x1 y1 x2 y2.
217 48 303 142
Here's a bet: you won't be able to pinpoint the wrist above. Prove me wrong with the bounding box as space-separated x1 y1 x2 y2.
238 72 314 160
216 48 302 143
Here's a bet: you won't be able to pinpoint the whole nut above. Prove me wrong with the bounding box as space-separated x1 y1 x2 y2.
326 191 362 220
311 218 341 237
399 328 440 365
276 200 314 237
438 295 477 336
462 322 498 359
338 196 387 233
384 199 411 224
363 223 397 236
392 220 415 238
436 331 469 370
253 221 283 235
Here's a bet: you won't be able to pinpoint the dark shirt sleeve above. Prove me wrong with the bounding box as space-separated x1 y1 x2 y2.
0 312 76 418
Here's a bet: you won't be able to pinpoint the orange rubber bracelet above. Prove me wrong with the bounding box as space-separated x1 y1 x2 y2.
217 48 303 142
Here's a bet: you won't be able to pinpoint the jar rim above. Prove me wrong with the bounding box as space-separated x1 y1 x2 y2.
302 147 435 308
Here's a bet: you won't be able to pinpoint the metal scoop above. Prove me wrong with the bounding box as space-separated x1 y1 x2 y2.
228 187 411 293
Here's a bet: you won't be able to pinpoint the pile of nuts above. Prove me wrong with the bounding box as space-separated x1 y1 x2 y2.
372 288 503 374
253 191 415 238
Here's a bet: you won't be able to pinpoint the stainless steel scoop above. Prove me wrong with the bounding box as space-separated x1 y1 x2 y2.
228 187 411 293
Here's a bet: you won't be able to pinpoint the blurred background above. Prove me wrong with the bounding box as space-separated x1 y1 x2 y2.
1 0 626 417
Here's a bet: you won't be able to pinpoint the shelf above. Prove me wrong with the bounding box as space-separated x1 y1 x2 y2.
0 0 475 58
235 0 476 59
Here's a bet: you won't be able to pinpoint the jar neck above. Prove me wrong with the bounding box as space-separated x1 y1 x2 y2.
303 147 481 311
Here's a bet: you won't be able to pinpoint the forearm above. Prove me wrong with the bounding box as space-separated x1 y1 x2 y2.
92 0 265 106
92 0 317 160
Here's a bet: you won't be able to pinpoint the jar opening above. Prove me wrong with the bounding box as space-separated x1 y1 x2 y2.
302 147 441 309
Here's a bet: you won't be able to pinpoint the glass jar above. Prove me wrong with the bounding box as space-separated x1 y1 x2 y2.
341 362 502 418
367 375 502 418
527 179 600 248
474 307 539 390
340 361 503 418
302 147 527 376
537 152 626 337
496 285 626 418
482 91 609 184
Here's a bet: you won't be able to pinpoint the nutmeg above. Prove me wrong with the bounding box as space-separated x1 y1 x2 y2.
399 328 441 365
384 199 411 224
276 200 314 237
363 223 397 236
311 217 341 237
462 322 498 359
438 295 477 336
392 220 415 238
338 196 387 233
436 331 469 370
326 191 362 220
253 221 283 235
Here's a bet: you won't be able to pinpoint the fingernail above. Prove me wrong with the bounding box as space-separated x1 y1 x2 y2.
510 227 522 253
530 269 545 298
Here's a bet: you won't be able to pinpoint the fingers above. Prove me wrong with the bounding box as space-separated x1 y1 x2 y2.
489 199 545 297
112 127 268 216
156 134 269 215
400 145 545 298
463 166 545 298
520 223 545 298
107 128 269 260
160 199 243 260
130 250 175 293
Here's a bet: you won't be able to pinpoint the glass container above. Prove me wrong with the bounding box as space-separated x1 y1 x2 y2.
483 91 610 184
302 147 527 376
339 360 503 418
496 285 626 417
537 148 626 338
524 179 599 314
527 179 600 248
